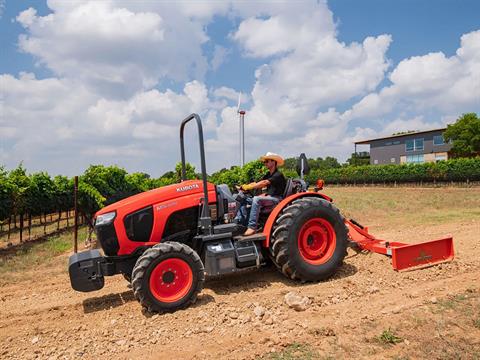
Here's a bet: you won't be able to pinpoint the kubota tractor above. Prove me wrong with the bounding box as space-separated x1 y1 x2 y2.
68 114 454 313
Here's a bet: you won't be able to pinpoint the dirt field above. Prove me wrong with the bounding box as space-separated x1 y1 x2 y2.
1 186 479 359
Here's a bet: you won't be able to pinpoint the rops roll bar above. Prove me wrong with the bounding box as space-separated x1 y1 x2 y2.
179 113 211 233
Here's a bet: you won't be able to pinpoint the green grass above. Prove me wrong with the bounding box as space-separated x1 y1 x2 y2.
0 227 87 276
376 328 403 345
262 343 319 360
435 294 468 311
323 187 480 227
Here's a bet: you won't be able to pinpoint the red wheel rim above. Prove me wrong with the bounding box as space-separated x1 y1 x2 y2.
298 218 336 265
149 258 193 303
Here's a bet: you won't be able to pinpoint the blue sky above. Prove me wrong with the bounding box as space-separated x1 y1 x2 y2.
0 0 479 176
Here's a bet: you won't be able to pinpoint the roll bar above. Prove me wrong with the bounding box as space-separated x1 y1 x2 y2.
179 113 211 233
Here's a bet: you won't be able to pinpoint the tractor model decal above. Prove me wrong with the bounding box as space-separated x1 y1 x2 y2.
156 202 178 211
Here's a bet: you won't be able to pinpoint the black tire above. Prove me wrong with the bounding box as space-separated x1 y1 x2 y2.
131 242 204 313
270 197 348 281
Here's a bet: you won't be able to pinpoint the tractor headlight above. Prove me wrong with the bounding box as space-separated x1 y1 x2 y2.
95 211 116 227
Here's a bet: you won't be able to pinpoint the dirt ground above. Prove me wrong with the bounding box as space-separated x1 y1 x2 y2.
1 187 479 359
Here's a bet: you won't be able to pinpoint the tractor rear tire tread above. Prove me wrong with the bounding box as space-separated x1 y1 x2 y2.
131 241 204 313
270 197 348 281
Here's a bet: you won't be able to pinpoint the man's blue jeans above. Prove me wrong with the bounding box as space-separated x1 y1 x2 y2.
242 195 281 230
234 193 252 226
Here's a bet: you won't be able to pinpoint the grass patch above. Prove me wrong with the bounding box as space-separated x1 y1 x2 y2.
261 343 319 360
376 328 403 345
474 317 480 329
435 294 469 312
0 227 86 275
323 187 480 227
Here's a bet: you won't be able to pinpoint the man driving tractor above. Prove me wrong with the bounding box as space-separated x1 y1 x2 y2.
236 152 287 236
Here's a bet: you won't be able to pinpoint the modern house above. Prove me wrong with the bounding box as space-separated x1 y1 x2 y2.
354 128 452 165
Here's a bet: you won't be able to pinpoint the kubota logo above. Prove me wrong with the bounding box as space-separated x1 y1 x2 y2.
176 184 200 192
414 250 432 263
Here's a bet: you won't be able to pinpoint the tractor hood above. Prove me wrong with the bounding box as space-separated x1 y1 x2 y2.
96 180 216 217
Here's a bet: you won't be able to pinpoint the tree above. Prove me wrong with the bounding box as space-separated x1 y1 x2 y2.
175 162 197 182
346 152 370 166
81 165 133 205
8 164 31 219
28 172 56 216
0 167 13 221
444 113 480 158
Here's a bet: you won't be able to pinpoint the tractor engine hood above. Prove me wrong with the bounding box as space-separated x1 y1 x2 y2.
96 180 216 218
93 180 217 256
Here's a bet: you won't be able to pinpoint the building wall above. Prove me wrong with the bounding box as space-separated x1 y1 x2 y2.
369 130 451 165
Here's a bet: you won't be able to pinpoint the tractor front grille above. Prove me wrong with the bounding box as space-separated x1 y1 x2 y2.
95 222 119 256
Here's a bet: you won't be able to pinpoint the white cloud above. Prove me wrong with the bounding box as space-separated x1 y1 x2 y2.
16 1 209 98
348 30 480 124
2 1 479 177
203 2 393 163
0 72 220 174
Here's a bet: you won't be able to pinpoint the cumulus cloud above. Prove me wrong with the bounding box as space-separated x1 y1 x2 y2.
16 1 209 98
0 72 219 174
345 29 480 144
2 1 479 176
205 1 393 162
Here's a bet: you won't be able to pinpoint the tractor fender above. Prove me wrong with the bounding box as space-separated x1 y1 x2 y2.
262 192 333 248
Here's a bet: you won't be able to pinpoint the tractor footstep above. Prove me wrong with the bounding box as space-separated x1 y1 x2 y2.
234 234 266 242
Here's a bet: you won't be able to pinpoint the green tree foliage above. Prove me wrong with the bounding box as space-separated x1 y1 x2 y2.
54 175 73 213
8 164 31 217
175 162 197 182
77 180 106 221
27 172 56 216
0 167 13 221
125 172 152 192
81 165 132 204
444 113 480 158
283 156 341 172
306 158 480 184
346 152 370 166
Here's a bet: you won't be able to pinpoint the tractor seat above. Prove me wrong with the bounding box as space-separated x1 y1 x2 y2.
259 179 294 214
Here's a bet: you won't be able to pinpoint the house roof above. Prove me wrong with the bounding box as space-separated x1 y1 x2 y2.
354 127 447 145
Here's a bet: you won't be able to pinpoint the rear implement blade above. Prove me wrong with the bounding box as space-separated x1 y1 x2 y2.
391 237 454 271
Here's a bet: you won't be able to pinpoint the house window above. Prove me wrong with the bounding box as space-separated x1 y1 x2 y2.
406 138 424 152
433 135 445 146
393 141 400 145
374 159 378 164
385 141 392 146
390 158 396 163
415 138 424 150
406 154 424 163
406 139 414 151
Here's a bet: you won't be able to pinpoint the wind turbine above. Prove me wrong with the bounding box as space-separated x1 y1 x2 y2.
237 94 245 167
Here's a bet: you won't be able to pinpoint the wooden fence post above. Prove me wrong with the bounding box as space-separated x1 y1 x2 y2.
74 176 78 253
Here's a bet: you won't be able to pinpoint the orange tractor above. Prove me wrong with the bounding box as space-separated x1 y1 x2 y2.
68 114 454 313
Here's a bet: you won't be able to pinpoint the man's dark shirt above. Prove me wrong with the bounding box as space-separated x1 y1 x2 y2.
262 169 287 197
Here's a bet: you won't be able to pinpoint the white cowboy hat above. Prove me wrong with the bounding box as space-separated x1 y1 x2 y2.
260 152 284 166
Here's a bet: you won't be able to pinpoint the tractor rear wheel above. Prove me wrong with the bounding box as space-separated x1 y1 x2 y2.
270 197 348 281
132 242 204 313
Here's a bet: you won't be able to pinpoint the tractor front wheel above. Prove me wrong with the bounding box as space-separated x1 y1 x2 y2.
270 197 348 281
132 242 204 313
